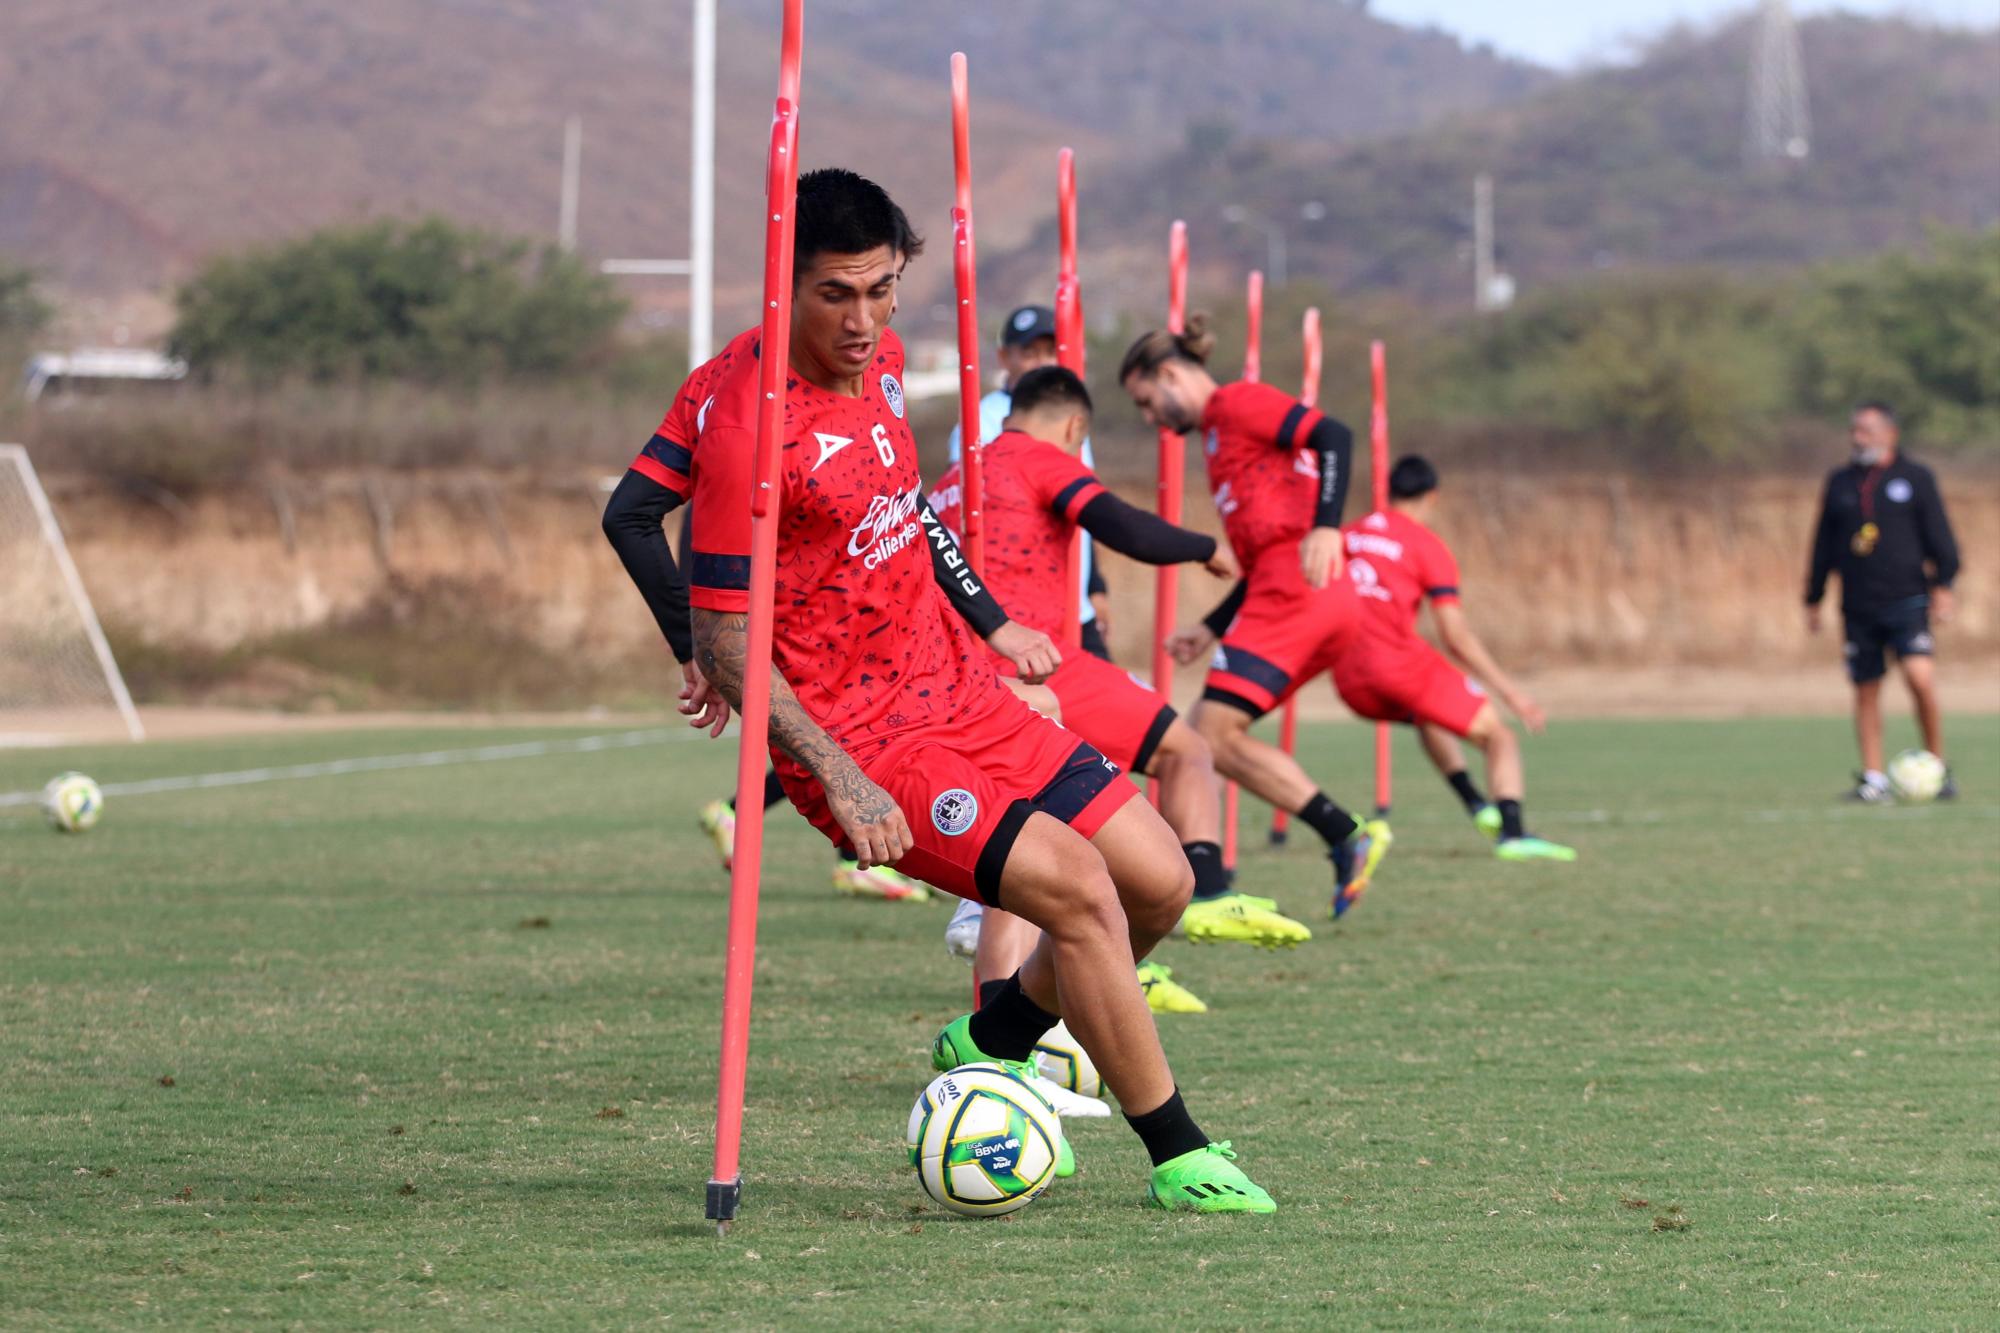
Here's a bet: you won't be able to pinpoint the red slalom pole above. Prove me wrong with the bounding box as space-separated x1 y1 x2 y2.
1222 269 1262 869
949 53 986 572
707 0 802 1237
1270 306 1319 846
1054 147 1085 649
1370 339 1393 818
1148 222 1189 807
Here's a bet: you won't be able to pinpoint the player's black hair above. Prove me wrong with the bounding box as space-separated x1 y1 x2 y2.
1389 455 1439 500
1008 365 1093 418
793 168 925 277
1854 399 1898 425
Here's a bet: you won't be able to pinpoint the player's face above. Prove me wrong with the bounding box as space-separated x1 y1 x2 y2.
793 245 902 385
1850 408 1897 461
1122 362 1202 435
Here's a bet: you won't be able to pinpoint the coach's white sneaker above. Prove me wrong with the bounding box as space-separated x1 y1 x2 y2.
1022 1070 1111 1119
944 898 984 962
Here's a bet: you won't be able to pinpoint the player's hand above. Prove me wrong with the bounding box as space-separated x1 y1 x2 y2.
1202 548 1239 581
679 659 732 738
988 620 1062 684
1805 604 1823 635
1509 693 1547 735
826 767 912 870
1932 587 1956 625
1300 526 1345 589
1089 592 1113 638
1167 624 1216 666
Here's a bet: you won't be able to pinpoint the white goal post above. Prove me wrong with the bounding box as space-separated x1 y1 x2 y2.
0 443 145 742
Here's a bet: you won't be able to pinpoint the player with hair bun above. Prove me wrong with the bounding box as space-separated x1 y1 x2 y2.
1122 315 1392 920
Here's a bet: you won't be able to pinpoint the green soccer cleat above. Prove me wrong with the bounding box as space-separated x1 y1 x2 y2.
833 862 931 902
1472 803 1502 841
930 1015 1086 1176
1147 1141 1276 1214
1137 961 1208 1014
1495 835 1577 863
1180 893 1312 948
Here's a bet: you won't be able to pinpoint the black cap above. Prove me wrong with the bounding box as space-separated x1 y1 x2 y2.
1000 305 1058 348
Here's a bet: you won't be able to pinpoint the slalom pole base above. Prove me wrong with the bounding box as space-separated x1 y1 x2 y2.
706 1176 742 1235
1267 829 1289 848
1374 804 1393 819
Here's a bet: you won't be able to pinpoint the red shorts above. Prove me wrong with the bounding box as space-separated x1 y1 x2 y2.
1044 651 1176 774
1204 541 1361 717
781 687 1137 905
1334 641 1488 736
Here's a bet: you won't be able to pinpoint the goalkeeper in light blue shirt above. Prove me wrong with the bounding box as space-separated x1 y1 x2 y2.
948 304 1111 660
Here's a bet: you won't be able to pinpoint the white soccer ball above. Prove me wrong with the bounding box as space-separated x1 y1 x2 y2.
911 1064 1061 1217
1032 1021 1101 1100
1886 749 1947 803
41 772 104 833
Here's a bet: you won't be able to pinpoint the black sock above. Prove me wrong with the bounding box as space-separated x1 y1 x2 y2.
727 769 788 814
1446 769 1485 813
1498 798 1524 840
1296 792 1359 850
978 979 1008 1008
1124 1087 1209 1167
966 973 1059 1062
1182 841 1230 901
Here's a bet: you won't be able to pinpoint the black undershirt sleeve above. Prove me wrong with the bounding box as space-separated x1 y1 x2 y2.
1086 545 1106 598
1202 580 1249 638
1074 492 1218 566
600 468 693 663
1305 415 1354 529
919 499 1009 639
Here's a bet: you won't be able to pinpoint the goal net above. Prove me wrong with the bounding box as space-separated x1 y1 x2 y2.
0 444 144 744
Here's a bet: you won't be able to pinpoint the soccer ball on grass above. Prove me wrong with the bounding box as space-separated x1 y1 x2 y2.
909 1064 1061 1216
41 772 104 833
1885 749 1946 803
1032 1020 1101 1100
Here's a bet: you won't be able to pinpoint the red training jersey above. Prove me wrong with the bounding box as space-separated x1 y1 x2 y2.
627 328 760 497
929 428 1105 650
1342 508 1461 660
1200 379 1327 568
684 327 1004 759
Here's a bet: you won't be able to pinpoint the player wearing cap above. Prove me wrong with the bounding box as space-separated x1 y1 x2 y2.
1337 456 1575 861
1122 315 1392 921
684 168 1275 1213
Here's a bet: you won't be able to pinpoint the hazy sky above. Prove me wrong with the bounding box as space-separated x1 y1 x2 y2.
1373 0 1999 68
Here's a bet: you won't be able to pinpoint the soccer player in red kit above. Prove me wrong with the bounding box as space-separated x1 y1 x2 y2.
931 366 1313 992
683 169 1274 1212
1338 457 1575 861
1121 316 1392 920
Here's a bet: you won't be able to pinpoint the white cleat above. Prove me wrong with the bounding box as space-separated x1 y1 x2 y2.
1021 1070 1111 1119
945 898 984 962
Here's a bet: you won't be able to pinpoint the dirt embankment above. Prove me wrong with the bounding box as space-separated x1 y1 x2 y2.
39 465 2000 711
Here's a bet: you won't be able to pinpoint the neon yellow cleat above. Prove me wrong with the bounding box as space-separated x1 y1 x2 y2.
1138 961 1209 1014
1496 835 1577 863
833 862 932 902
697 799 735 871
1331 819 1393 920
1180 894 1312 948
1472 803 1502 841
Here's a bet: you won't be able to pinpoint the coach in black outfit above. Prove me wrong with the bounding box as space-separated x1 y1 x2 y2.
1805 401 1960 801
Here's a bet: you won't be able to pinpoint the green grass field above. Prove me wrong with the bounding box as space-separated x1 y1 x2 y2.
2 715 1995 1329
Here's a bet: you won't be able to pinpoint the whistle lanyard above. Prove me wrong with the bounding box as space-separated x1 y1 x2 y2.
1852 465 1886 557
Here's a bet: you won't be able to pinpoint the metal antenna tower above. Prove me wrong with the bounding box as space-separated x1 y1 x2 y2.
1746 0 1812 166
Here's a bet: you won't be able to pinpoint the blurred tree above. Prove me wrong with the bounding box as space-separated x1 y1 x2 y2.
170 219 627 383
1 263 52 339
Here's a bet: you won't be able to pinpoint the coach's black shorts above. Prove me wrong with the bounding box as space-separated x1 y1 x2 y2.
1843 597 1934 684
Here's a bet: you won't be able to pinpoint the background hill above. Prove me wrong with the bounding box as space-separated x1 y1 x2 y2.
0 0 1544 335
997 13 2000 317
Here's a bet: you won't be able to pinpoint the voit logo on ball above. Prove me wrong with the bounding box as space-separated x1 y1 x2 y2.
932 788 978 836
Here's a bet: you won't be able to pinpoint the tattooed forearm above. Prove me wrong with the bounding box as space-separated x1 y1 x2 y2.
691 607 867 789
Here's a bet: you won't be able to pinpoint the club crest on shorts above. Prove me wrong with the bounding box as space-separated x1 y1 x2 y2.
932 788 978 836
880 373 906 419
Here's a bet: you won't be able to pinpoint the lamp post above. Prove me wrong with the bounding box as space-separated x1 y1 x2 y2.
1222 201 1325 290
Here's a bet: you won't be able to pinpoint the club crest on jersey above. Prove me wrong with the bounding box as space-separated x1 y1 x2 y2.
1886 478 1913 503
932 788 978 836
880 373 906 419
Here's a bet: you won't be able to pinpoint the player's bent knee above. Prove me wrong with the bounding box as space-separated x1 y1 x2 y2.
996 815 1125 941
